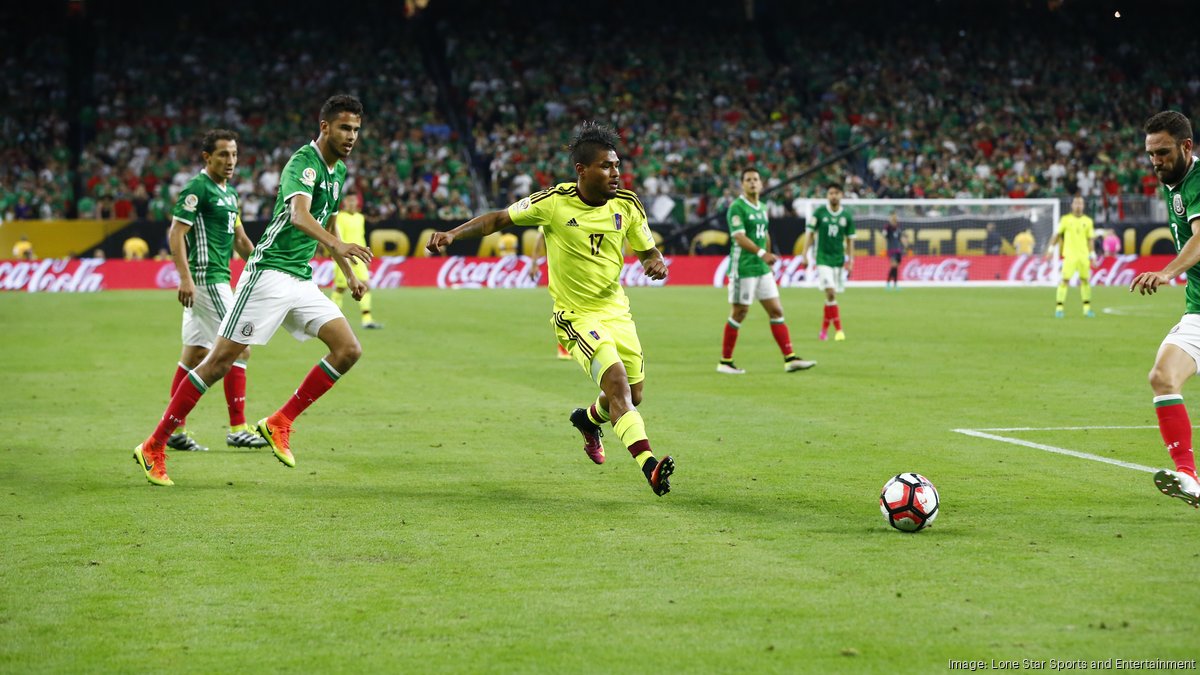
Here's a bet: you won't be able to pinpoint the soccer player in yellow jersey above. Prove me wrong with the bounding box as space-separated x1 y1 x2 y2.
330 192 382 329
1045 195 1098 318
428 122 675 496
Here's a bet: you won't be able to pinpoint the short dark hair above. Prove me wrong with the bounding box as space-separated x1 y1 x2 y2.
568 121 620 166
741 167 761 179
1144 111 1192 142
201 129 238 154
320 94 364 122
827 182 844 192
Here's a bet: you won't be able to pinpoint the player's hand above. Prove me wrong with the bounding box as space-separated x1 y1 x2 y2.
1131 271 1170 295
762 251 778 265
333 240 373 266
844 259 854 273
426 231 455 255
642 257 668 280
348 275 369 301
177 277 195 308
528 258 542 280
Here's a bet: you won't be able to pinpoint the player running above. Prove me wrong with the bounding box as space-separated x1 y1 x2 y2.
427 121 675 496
134 95 373 486
1130 110 1200 508
161 129 268 452
717 167 816 374
1045 195 1098 318
806 184 854 341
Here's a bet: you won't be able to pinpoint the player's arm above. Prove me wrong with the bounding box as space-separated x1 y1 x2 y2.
167 219 195 308
426 209 514 254
1044 223 1063 259
732 232 775 264
634 246 668 280
288 194 372 265
232 215 254 260
844 232 855 270
1131 218 1200 295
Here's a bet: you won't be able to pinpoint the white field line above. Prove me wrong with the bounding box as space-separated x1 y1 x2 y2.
952 428 1157 474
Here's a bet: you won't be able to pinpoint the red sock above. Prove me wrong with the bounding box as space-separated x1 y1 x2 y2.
769 320 792 356
822 304 834 331
168 363 189 427
277 359 341 423
722 321 740 360
628 438 651 459
150 375 208 446
1156 399 1197 476
224 362 247 428
830 303 842 330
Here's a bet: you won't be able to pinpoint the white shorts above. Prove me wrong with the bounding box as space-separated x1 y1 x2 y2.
728 273 780 305
816 264 845 292
1162 314 1200 374
219 268 343 346
182 282 235 349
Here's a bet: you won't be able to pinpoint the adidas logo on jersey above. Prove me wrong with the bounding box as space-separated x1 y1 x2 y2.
565 218 580 227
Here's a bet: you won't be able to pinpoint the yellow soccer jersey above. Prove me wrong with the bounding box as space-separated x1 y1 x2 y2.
1056 213 1094 260
337 211 367 247
508 182 654 318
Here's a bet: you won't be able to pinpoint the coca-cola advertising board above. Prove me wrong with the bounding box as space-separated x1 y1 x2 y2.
0 255 1185 292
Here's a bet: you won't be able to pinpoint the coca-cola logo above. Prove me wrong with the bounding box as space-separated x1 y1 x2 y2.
1006 254 1155 287
156 263 180 289
437 256 541 289
902 258 972 282
0 258 105 292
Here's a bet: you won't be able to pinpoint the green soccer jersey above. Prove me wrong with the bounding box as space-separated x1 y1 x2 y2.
727 196 771 278
1162 156 1200 314
250 141 347 280
172 170 240 286
508 183 655 318
810 204 855 266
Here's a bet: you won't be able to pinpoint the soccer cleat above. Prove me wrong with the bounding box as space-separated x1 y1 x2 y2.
133 443 173 486
1054 309 1065 318
1084 309 1095 318
834 330 846 341
648 455 675 496
785 357 817 372
256 416 296 468
818 328 828 341
556 344 572 360
166 431 208 452
1153 469 1200 508
569 408 605 464
362 321 384 330
716 362 746 375
227 429 269 448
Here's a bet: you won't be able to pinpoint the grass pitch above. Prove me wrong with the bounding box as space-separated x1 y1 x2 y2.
1 283 1198 673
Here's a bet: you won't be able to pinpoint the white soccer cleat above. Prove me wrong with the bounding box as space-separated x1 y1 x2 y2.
1153 469 1200 509
785 358 817 372
716 362 746 375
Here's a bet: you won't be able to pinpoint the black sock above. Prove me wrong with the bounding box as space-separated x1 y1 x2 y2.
641 457 659 479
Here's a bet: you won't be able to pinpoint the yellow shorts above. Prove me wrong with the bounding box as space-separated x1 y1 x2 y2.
1060 256 1091 283
552 310 644 386
333 259 370 287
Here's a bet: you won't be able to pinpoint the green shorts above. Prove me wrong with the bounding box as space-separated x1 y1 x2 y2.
552 310 644 386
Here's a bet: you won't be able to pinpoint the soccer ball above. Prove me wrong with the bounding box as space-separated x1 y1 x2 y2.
879 473 940 532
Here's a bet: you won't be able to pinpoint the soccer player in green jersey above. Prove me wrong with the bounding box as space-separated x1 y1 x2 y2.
1044 195 1098 318
134 95 373 486
427 122 675 496
162 129 268 452
1130 110 1200 508
805 184 855 341
718 168 816 374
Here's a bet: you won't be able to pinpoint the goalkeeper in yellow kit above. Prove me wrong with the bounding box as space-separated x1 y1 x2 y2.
331 192 382 329
1045 195 1099 318
427 122 674 496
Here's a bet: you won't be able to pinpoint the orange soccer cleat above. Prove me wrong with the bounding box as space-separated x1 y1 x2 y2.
257 415 296 468
133 442 174 486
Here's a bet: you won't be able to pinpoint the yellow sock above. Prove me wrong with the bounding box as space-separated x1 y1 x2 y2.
1080 282 1092 305
612 410 652 468
360 290 372 314
1055 284 1067 306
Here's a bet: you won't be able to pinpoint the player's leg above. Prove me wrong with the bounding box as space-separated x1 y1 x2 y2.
352 261 382 329
1077 259 1094 317
557 312 609 463
259 282 362 467
1054 260 1072 318
826 286 845 341
761 293 815 372
163 344 211 452
719 278 751 373
224 345 269 448
606 314 672 495
1150 322 1200 506
163 284 229 453
817 266 836 340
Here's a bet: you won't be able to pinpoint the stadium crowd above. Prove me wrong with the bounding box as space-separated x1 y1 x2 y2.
2 0 1198 224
